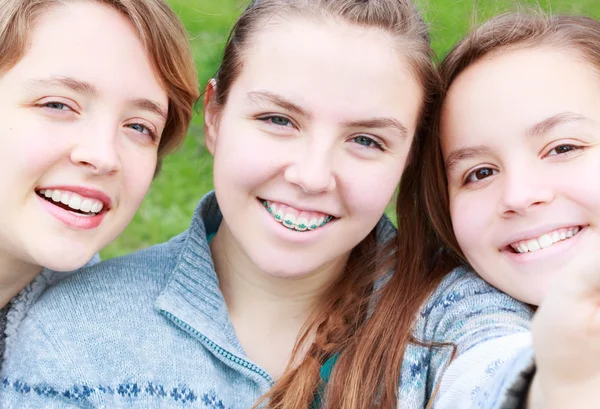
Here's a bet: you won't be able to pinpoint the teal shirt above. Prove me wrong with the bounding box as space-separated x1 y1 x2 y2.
0 191 534 408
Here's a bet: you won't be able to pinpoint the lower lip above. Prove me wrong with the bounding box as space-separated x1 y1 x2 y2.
37 195 107 230
502 226 587 264
257 199 333 244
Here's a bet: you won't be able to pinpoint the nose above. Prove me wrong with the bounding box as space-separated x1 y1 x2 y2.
497 167 554 217
69 124 121 175
284 139 336 194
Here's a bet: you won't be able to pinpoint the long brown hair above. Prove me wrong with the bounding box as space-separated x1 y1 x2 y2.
0 0 199 163
211 1 445 408
422 12 600 265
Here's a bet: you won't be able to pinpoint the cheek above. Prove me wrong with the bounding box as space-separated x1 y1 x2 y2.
213 125 286 188
449 193 488 253
342 158 404 217
120 150 157 208
0 121 72 183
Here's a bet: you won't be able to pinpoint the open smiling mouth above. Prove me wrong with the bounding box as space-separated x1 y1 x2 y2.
507 226 583 254
260 199 336 232
36 189 107 217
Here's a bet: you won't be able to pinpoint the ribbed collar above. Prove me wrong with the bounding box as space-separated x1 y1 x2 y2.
154 191 397 359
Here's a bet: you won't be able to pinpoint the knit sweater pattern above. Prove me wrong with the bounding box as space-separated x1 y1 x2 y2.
0 192 534 409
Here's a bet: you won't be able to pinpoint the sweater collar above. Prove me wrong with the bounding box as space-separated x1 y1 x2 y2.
154 192 246 355
155 191 397 357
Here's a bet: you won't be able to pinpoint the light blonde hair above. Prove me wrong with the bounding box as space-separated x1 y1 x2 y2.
0 0 199 162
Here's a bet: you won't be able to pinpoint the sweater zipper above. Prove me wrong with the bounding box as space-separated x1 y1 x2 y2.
161 310 274 385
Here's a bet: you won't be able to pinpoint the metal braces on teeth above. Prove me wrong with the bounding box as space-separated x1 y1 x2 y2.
262 201 332 231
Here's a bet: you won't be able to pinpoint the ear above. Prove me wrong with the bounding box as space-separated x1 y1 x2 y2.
204 78 220 156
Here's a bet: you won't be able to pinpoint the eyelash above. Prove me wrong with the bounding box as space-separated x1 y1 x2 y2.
351 135 384 151
544 143 583 157
36 101 158 141
257 115 384 151
37 101 74 112
126 123 159 142
463 167 498 186
462 143 586 186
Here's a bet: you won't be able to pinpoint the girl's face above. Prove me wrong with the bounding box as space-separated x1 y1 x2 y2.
205 17 423 279
0 2 168 273
441 47 600 305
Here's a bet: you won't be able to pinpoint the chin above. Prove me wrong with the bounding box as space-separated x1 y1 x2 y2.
254 254 336 280
35 248 95 272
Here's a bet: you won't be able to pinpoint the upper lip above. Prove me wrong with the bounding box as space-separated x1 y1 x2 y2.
37 185 113 209
499 223 585 249
262 198 339 218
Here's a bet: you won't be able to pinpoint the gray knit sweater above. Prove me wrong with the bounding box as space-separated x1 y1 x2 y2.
0 304 8 360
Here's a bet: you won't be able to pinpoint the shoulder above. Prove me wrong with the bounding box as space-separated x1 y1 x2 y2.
415 267 533 345
48 231 187 303
374 214 397 244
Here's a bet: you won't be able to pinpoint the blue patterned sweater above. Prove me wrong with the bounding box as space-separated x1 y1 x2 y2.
0 192 534 408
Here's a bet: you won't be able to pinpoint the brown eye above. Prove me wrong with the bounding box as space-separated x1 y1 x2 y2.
465 167 498 184
475 168 493 179
547 144 579 156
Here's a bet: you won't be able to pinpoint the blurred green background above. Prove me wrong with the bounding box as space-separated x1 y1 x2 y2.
101 0 600 259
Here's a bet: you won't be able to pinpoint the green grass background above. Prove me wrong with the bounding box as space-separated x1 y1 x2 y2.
101 0 600 259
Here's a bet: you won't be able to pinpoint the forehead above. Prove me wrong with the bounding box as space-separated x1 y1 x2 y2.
6 1 166 103
441 47 600 140
232 16 424 129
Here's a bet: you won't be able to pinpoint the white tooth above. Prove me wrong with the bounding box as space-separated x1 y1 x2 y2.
60 192 70 205
44 190 53 198
283 214 296 229
269 202 278 214
52 190 62 202
551 231 560 243
559 231 567 240
518 243 528 253
526 239 541 252
80 199 93 213
566 230 573 238
39 189 45 195
275 209 284 223
317 217 325 227
307 218 318 230
539 234 553 249
68 195 82 210
91 201 103 213
295 218 308 231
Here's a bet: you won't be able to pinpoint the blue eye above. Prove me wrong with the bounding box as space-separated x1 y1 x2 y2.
129 123 149 134
41 102 71 111
260 115 292 127
352 135 383 150
127 123 158 141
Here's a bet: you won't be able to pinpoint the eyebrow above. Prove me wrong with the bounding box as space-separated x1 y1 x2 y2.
26 76 99 96
247 90 408 137
526 112 591 137
345 117 408 138
26 76 168 120
131 98 168 120
247 91 311 119
445 145 492 172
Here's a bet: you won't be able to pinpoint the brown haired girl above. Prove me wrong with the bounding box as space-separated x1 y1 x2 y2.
1 1 532 408
424 11 600 408
0 0 198 365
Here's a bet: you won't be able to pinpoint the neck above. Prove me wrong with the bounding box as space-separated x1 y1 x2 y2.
210 222 348 378
0 250 42 308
